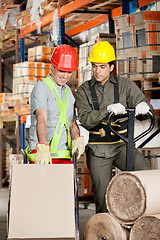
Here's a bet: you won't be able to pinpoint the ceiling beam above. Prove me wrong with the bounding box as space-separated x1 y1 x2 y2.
66 14 108 37
20 0 97 37
111 0 157 18
59 0 97 16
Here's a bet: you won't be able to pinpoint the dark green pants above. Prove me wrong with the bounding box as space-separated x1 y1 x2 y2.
85 144 151 213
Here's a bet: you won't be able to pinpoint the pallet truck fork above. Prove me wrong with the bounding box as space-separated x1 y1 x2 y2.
108 109 154 171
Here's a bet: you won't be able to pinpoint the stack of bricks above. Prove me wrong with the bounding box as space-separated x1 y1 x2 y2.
78 33 116 85
114 11 160 90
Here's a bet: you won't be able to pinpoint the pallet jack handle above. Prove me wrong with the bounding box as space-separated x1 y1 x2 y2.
108 109 155 171
72 153 80 240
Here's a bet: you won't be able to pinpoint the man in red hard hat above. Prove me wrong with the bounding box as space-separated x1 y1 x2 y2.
26 44 85 164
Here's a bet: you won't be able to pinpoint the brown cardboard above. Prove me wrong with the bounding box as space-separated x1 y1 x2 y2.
76 153 87 168
77 167 93 197
7 164 75 240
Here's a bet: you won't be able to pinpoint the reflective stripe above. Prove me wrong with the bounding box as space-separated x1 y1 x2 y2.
89 131 101 135
88 139 124 144
25 146 35 162
101 121 121 127
43 77 72 159
51 150 71 159
117 129 127 134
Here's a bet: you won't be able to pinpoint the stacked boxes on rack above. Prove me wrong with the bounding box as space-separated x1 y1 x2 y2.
0 93 11 112
78 41 93 85
0 93 27 117
114 11 160 84
13 61 51 96
1 46 55 117
28 46 55 63
78 33 116 85
12 46 56 96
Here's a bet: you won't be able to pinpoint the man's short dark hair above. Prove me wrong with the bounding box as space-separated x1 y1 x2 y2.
108 61 116 66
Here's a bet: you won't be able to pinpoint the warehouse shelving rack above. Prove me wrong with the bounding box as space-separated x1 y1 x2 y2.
0 0 159 187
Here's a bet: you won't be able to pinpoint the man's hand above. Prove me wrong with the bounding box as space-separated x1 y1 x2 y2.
135 102 150 116
34 143 52 164
107 103 126 115
72 136 85 160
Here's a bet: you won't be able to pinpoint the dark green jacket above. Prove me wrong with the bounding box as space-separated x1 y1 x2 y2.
76 74 151 158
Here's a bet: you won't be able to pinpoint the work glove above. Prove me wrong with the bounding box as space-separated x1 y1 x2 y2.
107 103 126 115
72 136 85 160
34 143 52 164
135 102 150 116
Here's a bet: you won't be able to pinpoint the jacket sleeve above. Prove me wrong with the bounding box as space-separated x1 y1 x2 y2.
125 79 154 120
76 84 108 129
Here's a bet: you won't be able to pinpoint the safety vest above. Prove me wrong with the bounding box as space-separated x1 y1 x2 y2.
26 77 72 161
88 76 128 144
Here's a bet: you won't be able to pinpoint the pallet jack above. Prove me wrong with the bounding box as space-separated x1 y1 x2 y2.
108 108 154 171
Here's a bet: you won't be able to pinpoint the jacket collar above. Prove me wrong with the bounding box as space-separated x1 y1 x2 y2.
90 74 117 87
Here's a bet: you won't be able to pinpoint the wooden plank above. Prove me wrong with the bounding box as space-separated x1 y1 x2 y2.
0 116 17 129
138 0 157 8
0 30 16 42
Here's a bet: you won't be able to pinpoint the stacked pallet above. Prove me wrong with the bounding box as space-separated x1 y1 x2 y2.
78 33 116 85
114 11 160 91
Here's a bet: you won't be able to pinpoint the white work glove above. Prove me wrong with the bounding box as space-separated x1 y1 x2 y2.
34 143 52 164
135 102 150 116
107 103 126 115
72 136 85 160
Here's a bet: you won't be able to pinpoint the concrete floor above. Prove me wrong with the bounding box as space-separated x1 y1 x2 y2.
0 188 95 240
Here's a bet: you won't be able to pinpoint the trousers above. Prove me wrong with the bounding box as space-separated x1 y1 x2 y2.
86 144 151 213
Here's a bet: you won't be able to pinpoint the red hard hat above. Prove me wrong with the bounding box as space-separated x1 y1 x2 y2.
51 44 78 71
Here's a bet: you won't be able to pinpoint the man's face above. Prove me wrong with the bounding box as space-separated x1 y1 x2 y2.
91 62 114 86
51 66 73 86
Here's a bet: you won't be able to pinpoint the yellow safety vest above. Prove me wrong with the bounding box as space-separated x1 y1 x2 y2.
26 77 72 161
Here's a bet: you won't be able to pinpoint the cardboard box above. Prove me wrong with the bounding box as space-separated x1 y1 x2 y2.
130 11 160 26
8 164 75 240
77 153 87 168
77 167 92 197
79 43 88 67
113 14 130 30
